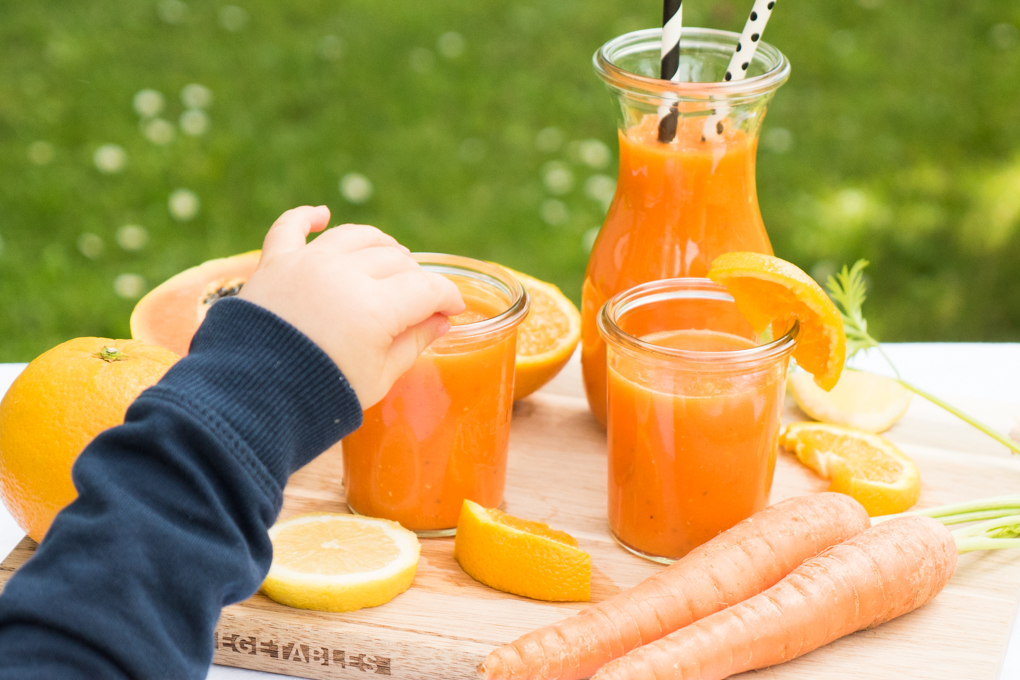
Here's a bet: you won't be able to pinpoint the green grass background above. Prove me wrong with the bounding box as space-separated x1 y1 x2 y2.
0 0 1018 360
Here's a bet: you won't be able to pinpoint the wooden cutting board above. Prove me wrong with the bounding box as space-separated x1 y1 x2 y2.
1 358 1018 680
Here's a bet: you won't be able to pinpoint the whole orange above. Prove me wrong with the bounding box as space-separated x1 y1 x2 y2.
0 338 178 542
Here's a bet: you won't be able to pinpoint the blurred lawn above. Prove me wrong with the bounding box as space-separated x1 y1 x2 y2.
0 0 1018 361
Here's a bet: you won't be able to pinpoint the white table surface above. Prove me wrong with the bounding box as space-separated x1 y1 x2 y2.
0 343 1017 679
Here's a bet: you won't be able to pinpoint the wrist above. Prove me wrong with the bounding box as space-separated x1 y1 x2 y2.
142 298 363 492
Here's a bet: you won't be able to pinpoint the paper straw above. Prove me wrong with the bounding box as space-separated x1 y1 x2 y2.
660 0 683 80
657 0 683 143
725 0 776 81
703 0 777 141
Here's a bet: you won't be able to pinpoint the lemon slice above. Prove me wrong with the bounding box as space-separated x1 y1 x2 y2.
499 267 581 401
789 369 912 433
781 422 921 516
707 252 846 391
261 513 420 612
454 500 590 602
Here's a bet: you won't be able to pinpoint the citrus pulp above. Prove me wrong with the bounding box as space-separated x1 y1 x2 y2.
781 421 921 516
261 513 420 612
500 267 580 401
454 499 590 601
789 369 912 433
707 252 846 391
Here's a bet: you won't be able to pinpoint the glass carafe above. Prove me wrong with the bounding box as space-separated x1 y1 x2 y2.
581 28 790 425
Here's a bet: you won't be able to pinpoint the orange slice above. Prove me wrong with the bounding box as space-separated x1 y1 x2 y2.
500 267 581 401
781 422 921 516
707 252 846 391
261 513 420 612
454 500 590 601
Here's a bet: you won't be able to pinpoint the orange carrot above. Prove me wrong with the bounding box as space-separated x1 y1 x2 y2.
478 493 871 680
592 515 957 680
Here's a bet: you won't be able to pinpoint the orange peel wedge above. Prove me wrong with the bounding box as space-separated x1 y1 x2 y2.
707 252 846 391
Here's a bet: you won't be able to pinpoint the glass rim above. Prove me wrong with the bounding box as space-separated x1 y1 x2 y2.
597 277 798 365
413 253 530 338
594 27 791 103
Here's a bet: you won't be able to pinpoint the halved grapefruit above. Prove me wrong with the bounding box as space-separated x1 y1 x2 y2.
130 251 261 357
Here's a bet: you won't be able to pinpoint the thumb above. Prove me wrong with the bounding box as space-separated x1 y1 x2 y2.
383 313 452 385
261 205 330 258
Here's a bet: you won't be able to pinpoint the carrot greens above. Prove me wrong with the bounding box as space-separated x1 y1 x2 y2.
951 514 1020 554
875 494 1020 553
826 260 1020 456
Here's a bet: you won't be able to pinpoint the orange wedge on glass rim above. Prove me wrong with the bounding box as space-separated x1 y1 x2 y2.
707 252 846 391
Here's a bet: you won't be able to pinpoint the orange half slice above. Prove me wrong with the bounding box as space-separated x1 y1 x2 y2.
707 252 846 391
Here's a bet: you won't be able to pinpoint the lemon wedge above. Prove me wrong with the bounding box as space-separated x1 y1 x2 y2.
781 422 921 516
261 513 420 612
789 369 912 433
454 500 590 601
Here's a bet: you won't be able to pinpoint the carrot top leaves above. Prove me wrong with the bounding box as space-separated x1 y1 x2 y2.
875 495 1020 553
825 260 901 376
951 514 1020 554
826 260 1020 456
888 494 1020 526
826 260 883 363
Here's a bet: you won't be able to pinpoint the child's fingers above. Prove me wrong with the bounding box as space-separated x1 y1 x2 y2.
383 313 453 388
262 206 330 257
358 246 419 280
313 223 404 255
379 270 466 326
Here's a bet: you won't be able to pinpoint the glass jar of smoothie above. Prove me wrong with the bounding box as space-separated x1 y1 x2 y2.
582 28 791 425
598 278 797 563
342 255 530 536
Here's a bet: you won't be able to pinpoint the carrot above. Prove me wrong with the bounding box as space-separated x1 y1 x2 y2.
592 515 958 680
478 492 871 680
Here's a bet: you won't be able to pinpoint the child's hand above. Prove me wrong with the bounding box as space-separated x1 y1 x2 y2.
239 206 466 408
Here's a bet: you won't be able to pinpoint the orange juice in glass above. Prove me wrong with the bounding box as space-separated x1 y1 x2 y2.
342 255 529 536
598 278 796 562
582 28 791 425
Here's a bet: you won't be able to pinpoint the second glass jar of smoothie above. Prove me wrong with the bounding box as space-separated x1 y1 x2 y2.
599 278 797 562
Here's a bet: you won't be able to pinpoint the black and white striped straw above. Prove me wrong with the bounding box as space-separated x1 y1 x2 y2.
656 0 683 143
704 0 777 140
660 0 683 81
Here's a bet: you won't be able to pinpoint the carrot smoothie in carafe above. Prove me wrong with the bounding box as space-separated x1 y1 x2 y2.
582 28 790 424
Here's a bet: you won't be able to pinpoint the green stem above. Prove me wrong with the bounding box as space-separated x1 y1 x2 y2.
936 510 1020 525
864 335 1015 455
97 346 127 362
897 379 1020 456
955 537 1020 554
875 509 1020 526
951 514 1020 539
952 514 1020 554
873 495 1020 525
877 502 1020 554
875 344 902 380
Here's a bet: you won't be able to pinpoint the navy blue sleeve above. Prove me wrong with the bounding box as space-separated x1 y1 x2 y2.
0 298 363 679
